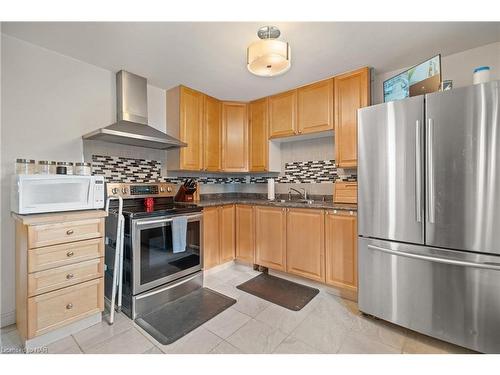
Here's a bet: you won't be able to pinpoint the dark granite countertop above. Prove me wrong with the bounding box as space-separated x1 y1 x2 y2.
185 193 357 212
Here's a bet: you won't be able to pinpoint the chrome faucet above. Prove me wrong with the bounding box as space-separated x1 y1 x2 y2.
288 187 308 200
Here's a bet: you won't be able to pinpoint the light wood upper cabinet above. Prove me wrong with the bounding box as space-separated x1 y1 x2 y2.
254 206 286 271
220 205 236 263
269 90 297 138
249 98 269 172
334 67 370 168
286 208 325 282
222 102 248 172
203 95 222 172
235 205 255 264
203 207 220 269
179 86 204 170
297 79 334 135
325 211 358 292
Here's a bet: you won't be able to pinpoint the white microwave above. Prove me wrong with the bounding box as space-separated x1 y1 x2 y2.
11 174 105 214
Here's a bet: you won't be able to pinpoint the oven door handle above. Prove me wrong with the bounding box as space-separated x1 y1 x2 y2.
135 213 203 227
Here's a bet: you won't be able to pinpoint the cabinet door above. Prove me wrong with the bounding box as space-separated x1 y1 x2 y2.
286 208 325 282
220 205 236 263
269 90 297 138
334 67 370 168
297 79 334 134
203 207 220 269
325 211 357 291
222 102 248 172
249 98 269 171
203 95 222 172
235 205 255 264
180 86 204 170
255 206 286 271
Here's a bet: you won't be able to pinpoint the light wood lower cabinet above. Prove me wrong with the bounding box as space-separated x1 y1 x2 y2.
254 206 287 271
203 205 235 269
235 205 255 264
13 210 106 341
325 211 358 292
286 208 325 282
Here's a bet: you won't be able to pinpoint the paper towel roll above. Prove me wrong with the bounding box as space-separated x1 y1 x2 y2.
267 178 275 200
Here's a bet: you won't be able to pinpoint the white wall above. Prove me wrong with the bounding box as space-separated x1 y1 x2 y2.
0 34 168 326
372 42 500 104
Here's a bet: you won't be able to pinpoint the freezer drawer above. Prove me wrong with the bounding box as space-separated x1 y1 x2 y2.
358 237 500 353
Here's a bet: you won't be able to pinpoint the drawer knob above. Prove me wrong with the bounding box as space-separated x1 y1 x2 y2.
66 303 73 310
66 229 74 235
66 251 74 257
66 273 74 280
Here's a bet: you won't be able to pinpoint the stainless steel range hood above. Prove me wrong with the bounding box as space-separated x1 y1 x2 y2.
83 70 186 149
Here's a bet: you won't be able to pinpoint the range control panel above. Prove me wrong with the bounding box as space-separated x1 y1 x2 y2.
106 182 176 199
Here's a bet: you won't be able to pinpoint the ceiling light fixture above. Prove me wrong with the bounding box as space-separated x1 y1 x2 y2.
247 26 291 77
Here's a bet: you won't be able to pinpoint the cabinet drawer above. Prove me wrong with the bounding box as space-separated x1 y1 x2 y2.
27 278 103 338
28 219 104 248
334 182 358 204
28 258 103 297
28 238 104 273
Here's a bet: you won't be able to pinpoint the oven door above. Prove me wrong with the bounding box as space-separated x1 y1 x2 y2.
131 213 203 295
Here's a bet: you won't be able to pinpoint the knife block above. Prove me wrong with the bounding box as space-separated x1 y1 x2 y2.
175 184 198 202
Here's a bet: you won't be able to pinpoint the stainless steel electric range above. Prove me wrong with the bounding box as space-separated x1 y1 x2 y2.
104 182 203 319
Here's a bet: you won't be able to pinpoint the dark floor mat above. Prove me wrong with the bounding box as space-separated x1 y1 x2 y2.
236 273 319 311
135 288 236 345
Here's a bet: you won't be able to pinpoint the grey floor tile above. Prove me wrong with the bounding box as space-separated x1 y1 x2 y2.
85 328 154 354
290 310 348 353
73 312 133 351
143 346 163 354
232 293 272 317
209 340 244 354
47 336 83 354
273 336 320 354
157 326 222 354
254 303 313 334
226 319 287 354
203 307 251 339
402 331 476 354
338 331 400 354
350 315 407 351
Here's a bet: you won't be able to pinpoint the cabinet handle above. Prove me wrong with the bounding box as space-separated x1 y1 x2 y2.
66 273 74 280
66 251 74 257
66 303 73 310
66 229 74 235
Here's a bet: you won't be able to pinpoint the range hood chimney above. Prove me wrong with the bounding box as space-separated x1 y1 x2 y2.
83 70 186 149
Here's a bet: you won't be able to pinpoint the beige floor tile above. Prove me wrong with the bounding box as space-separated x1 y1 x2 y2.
208 282 242 300
226 319 287 354
203 307 251 339
254 303 314 334
46 336 83 354
0 330 24 354
273 336 320 354
158 326 222 354
232 293 271 317
73 312 133 351
402 331 476 354
338 331 400 354
290 310 348 353
312 293 357 329
209 340 244 354
350 315 407 351
85 328 154 354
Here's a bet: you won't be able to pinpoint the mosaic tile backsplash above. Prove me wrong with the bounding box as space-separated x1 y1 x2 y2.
91 155 356 184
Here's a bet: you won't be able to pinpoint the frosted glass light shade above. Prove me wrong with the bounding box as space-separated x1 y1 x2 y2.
247 39 291 77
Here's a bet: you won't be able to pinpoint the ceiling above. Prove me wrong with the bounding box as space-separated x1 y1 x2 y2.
3 22 500 101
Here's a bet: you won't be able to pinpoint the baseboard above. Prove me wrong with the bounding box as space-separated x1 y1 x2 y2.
0 310 16 328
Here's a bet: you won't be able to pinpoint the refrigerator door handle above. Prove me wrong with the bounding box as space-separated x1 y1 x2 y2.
427 118 435 223
368 244 500 271
415 120 422 223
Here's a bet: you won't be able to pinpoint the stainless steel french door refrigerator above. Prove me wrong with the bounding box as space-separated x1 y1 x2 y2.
357 81 500 353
